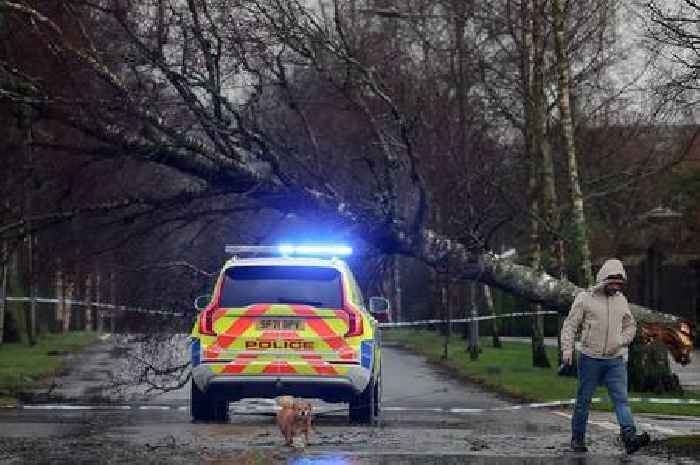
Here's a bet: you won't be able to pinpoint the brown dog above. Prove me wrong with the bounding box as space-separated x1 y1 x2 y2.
276 396 313 446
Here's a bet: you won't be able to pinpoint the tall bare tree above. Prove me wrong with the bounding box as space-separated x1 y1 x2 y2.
0 0 689 345
552 0 593 288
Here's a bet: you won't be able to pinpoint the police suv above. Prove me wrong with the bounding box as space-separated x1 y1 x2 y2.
190 245 387 424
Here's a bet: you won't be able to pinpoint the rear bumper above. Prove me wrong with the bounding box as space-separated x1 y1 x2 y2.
191 364 371 402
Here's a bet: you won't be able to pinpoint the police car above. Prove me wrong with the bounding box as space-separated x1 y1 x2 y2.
190 245 385 424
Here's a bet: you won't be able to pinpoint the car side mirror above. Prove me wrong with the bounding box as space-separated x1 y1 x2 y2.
369 296 390 322
194 294 211 311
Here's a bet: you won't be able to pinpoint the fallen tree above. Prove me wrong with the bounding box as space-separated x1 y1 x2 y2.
0 0 692 362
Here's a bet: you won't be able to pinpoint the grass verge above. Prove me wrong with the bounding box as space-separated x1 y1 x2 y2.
650 435 700 460
0 331 99 404
383 329 700 417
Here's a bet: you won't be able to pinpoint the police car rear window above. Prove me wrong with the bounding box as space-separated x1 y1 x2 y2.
220 266 343 309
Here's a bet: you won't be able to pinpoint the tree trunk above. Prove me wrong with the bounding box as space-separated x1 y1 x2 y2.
441 281 450 360
468 281 480 360
96 272 103 333
483 284 501 348
552 0 593 287
522 0 550 368
26 235 36 345
55 267 64 331
393 255 402 323
22 110 36 345
628 340 683 394
63 278 74 333
85 273 93 331
0 241 6 345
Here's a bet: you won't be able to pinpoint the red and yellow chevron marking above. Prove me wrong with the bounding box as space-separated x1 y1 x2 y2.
291 305 356 359
302 354 338 376
199 303 362 376
207 354 346 377
214 304 270 349
221 354 258 374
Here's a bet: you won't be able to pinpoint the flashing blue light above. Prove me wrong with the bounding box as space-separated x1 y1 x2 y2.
278 244 352 257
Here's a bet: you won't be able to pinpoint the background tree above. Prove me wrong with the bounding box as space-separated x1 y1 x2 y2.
0 0 692 359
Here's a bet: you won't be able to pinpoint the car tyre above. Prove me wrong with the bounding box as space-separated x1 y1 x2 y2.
373 371 382 417
349 377 375 425
191 379 211 421
213 398 230 423
191 379 226 422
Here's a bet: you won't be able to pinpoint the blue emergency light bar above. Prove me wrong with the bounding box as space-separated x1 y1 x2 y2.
278 244 352 257
224 244 352 257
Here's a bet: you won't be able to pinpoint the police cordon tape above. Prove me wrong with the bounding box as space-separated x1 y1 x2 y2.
378 310 560 328
4 296 184 317
4 297 556 322
6 396 700 414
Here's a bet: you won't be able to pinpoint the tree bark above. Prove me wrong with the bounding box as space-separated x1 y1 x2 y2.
628 340 682 394
484 284 501 348
55 267 64 331
21 107 36 345
552 0 593 287
522 0 550 368
63 277 73 333
85 273 93 331
468 281 480 360
0 241 6 345
393 255 402 323
441 281 450 359
96 272 103 333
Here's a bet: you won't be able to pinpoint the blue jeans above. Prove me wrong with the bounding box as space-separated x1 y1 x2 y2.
572 353 635 435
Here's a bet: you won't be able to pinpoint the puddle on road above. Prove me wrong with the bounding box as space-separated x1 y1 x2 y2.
283 455 672 465
204 452 677 465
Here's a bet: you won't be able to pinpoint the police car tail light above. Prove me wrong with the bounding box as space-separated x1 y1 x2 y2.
344 306 364 337
199 306 217 336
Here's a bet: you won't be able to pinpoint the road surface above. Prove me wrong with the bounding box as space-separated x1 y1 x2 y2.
0 335 698 464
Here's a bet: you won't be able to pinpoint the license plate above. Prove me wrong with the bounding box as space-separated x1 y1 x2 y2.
257 319 304 331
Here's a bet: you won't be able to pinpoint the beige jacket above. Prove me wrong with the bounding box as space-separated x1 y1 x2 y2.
561 259 636 359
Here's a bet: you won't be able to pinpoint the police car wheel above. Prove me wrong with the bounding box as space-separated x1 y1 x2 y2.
349 377 375 425
191 379 215 422
213 399 230 423
373 373 381 417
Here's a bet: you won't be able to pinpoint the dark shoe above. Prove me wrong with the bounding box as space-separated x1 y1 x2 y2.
571 432 587 452
622 431 641 455
638 431 650 448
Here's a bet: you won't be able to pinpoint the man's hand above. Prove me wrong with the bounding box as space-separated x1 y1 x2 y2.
562 350 573 366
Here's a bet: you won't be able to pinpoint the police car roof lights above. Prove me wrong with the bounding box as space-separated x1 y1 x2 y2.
278 244 352 257
224 244 352 257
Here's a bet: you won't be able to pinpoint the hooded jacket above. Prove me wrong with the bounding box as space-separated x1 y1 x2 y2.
561 259 636 359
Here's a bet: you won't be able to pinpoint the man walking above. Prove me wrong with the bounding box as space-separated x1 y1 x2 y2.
561 258 649 454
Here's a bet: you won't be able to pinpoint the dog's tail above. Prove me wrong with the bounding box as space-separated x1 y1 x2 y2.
275 395 295 409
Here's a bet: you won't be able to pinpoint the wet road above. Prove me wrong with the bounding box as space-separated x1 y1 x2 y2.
0 335 697 464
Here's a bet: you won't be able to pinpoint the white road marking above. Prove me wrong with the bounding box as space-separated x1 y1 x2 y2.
449 408 485 413
551 410 682 435
637 422 679 435
23 404 131 411
592 421 620 432
551 411 617 432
